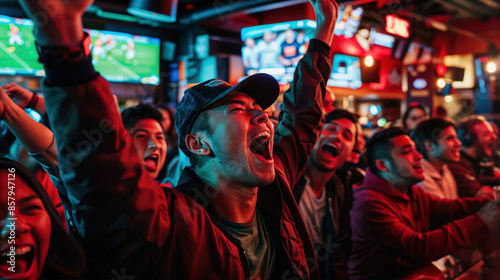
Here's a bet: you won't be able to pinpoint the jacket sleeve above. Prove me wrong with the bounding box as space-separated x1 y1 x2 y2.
273 39 332 188
427 192 491 229
448 160 483 197
42 74 171 277
353 190 489 264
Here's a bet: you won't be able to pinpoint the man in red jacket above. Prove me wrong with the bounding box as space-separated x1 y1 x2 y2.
349 127 500 279
18 0 338 279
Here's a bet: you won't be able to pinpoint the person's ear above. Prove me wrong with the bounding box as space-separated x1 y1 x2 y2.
375 158 390 173
186 134 211 156
424 140 434 153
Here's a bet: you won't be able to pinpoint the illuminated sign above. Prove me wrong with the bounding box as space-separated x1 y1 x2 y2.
385 15 410 38
413 78 427 89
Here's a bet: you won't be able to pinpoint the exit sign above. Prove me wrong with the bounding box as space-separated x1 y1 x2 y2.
385 15 410 38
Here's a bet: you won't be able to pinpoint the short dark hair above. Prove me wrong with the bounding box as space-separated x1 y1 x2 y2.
366 127 407 176
410 117 455 159
455 116 487 145
402 102 426 130
121 104 163 130
324 109 358 145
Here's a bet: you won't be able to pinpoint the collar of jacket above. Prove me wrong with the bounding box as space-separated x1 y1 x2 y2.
175 166 283 219
356 169 417 202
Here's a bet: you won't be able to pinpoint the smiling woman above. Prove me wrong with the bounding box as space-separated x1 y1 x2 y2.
0 158 86 279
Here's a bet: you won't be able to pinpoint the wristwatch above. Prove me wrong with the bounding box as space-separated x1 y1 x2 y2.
36 32 92 65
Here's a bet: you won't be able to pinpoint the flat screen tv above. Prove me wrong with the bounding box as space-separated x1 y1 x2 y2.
334 4 364 38
87 29 160 84
328 53 362 89
0 15 160 85
0 15 45 76
241 20 316 84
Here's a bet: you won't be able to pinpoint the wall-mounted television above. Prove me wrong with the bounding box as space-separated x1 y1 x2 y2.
392 39 433 65
0 15 45 77
334 4 364 38
241 20 316 84
87 29 160 84
328 53 362 89
0 15 160 85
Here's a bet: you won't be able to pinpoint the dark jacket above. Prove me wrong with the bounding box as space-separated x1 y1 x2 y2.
41 39 331 279
448 151 486 197
349 169 489 279
293 174 352 280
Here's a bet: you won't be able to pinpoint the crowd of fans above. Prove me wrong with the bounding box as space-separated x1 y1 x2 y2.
2 0 500 279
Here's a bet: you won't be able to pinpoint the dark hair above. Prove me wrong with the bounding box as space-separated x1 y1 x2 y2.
156 104 178 150
0 158 86 279
456 116 486 145
121 104 163 130
402 102 426 130
324 109 359 146
366 127 407 176
410 117 455 159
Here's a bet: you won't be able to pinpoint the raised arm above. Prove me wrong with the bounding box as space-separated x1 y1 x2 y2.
0 87 57 165
17 0 173 278
311 0 338 46
273 0 338 187
18 0 91 46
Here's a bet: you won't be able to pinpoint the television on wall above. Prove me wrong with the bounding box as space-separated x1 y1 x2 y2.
0 15 160 85
0 15 45 77
334 4 364 38
86 29 160 84
328 53 362 89
241 20 316 84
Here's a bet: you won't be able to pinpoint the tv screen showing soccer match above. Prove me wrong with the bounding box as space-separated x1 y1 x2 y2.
0 15 44 77
0 15 160 85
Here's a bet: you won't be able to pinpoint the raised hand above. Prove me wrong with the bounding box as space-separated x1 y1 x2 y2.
310 0 339 46
17 0 94 46
477 198 500 234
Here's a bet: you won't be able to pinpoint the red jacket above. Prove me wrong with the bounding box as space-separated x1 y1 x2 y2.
42 39 331 279
348 169 490 279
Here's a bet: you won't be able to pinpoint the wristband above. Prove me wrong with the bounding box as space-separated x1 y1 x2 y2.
26 92 38 109
36 33 92 65
30 94 39 109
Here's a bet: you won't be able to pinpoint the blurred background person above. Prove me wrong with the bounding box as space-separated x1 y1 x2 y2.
402 102 427 133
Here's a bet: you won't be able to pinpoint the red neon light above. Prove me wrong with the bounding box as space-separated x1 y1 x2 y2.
385 15 410 38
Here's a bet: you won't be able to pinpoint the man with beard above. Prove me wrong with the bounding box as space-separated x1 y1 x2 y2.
448 116 498 198
348 127 500 280
293 109 357 279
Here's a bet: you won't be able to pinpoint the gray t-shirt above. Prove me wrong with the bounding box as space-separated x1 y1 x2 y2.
298 177 327 254
221 209 274 280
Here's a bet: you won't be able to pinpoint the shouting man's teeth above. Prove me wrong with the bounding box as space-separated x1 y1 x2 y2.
322 143 339 158
250 132 271 160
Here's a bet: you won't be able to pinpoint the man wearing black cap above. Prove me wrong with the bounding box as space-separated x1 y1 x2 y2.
173 0 337 275
18 0 338 279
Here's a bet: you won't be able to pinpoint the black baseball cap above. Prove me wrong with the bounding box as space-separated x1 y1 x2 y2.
175 73 280 157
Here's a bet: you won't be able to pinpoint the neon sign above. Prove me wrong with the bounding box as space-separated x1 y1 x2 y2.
385 15 410 38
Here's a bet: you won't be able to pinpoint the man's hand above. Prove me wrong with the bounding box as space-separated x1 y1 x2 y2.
0 87 18 119
2 83 34 108
310 0 338 46
18 0 94 46
478 198 500 234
